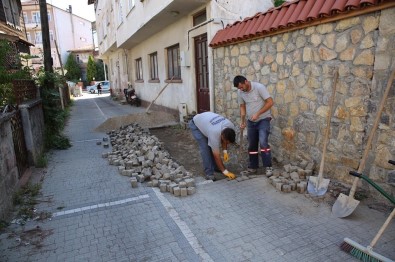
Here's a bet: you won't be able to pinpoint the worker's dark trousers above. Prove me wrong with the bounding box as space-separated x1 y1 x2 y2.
247 118 272 169
189 120 216 177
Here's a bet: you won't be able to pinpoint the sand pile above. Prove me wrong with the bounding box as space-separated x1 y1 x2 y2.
95 111 178 132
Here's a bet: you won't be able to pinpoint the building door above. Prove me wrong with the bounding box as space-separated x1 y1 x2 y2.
194 33 209 113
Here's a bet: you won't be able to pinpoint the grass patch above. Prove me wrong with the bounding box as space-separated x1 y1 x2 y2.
36 153 48 168
12 183 43 222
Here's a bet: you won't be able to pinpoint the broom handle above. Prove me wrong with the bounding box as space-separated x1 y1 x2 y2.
349 69 395 198
317 70 338 185
368 208 395 250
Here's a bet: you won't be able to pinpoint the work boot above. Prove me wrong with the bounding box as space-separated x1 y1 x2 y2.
205 175 215 181
240 168 257 176
266 167 273 177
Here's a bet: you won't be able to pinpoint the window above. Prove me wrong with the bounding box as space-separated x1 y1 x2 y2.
76 54 81 64
49 30 54 41
167 44 180 80
47 12 51 21
35 31 42 44
193 10 207 26
32 12 40 24
128 0 135 11
117 1 123 25
149 52 158 80
103 16 107 36
26 32 31 42
23 12 28 23
135 58 143 80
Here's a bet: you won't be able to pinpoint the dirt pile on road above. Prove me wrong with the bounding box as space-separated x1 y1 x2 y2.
94 111 178 132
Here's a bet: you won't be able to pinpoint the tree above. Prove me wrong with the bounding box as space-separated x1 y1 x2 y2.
274 0 286 7
64 54 81 82
86 55 97 82
95 59 106 81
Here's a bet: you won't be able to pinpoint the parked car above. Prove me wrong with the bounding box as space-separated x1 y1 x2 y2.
87 81 110 93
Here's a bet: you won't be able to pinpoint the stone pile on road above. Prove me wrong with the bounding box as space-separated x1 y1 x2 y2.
102 123 196 197
268 160 315 194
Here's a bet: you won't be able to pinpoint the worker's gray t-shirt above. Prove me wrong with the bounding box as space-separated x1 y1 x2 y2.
237 81 272 122
193 112 235 152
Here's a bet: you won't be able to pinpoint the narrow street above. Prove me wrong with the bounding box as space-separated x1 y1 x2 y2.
0 93 394 262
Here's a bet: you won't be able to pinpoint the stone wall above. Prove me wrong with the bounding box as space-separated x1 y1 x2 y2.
20 99 45 166
0 113 19 220
213 8 395 200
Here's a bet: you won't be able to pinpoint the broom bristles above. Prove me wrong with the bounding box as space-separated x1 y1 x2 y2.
340 238 394 262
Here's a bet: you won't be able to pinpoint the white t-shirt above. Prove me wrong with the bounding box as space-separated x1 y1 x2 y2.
238 81 272 122
193 112 235 152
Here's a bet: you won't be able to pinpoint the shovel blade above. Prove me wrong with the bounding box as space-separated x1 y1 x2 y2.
307 176 330 196
332 193 360 218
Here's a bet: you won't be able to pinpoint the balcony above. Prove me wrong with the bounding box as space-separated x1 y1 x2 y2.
118 0 209 49
24 20 41 29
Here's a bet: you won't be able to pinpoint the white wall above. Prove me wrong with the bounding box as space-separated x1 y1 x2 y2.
53 8 93 66
96 0 274 112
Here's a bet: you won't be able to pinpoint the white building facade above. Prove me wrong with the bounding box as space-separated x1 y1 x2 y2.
91 0 273 114
22 1 94 73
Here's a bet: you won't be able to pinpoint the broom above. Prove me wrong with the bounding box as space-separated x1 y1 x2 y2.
340 164 395 262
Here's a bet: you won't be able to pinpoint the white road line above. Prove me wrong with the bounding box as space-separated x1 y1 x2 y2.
72 138 102 143
52 195 149 217
152 188 214 262
92 99 107 119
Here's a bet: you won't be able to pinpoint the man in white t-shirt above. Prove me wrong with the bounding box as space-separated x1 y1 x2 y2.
234 75 274 177
189 112 236 180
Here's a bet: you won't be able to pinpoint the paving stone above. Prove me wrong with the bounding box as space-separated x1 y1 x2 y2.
180 188 187 197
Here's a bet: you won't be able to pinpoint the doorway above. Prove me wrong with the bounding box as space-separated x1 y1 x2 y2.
194 33 209 113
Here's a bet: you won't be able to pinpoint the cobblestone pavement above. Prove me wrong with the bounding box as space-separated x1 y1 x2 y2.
1 93 394 262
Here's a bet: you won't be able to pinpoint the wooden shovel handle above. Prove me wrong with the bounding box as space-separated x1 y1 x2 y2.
349 69 395 197
317 70 338 182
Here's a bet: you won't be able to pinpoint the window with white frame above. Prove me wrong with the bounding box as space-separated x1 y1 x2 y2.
166 44 181 80
35 31 42 44
32 11 40 24
49 30 54 41
136 58 143 80
47 12 51 21
23 12 28 23
149 52 158 80
26 32 31 42
117 1 123 25
103 16 107 37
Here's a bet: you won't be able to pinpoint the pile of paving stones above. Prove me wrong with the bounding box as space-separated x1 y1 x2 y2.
101 123 196 197
268 160 315 194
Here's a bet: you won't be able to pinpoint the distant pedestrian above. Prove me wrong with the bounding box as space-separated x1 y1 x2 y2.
97 82 102 95
189 112 236 181
233 75 274 177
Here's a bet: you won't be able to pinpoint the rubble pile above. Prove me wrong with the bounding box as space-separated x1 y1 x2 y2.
102 123 196 197
268 161 315 194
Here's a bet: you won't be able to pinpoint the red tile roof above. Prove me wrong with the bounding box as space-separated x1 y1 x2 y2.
209 0 395 48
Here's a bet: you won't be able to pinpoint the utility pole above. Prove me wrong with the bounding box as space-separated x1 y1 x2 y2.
39 0 53 73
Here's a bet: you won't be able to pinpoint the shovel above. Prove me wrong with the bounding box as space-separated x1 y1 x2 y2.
307 70 338 196
332 69 395 218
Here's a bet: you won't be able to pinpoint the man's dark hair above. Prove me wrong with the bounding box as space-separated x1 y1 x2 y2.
233 75 247 87
222 128 235 143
